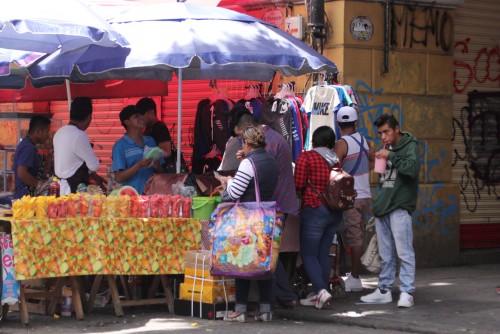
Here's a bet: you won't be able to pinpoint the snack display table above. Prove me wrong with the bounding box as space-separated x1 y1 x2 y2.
10 217 202 321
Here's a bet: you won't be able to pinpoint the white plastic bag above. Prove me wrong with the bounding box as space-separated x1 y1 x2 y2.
361 218 382 274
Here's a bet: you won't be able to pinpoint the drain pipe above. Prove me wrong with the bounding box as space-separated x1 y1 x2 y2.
308 0 326 52
383 0 390 73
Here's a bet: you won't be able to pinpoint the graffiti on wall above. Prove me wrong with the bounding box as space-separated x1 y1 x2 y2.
355 80 457 234
413 184 456 237
453 38 500 94
354 80 402 147
452 91 500 212
390 4 453 52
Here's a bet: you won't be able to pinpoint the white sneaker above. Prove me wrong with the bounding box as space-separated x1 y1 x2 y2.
360 288 392 304
343 273 363 292
300 292 318 306
315 289 332 309
397 292 414 308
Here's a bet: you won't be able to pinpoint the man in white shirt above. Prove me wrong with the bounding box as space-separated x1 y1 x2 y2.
333 106 375 292
53 97 106 195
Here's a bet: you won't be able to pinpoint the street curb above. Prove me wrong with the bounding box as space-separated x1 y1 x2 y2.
274 307 457 334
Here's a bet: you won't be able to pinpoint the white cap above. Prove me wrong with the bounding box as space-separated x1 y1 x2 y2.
337 106 358 123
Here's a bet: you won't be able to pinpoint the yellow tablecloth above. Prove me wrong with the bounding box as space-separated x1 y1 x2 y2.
11 217 202 280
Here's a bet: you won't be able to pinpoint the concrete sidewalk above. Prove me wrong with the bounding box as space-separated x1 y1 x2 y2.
275 263 500 334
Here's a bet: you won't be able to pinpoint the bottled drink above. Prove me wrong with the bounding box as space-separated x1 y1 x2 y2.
49 177 60 197
76 183 88 193
61 286 72 316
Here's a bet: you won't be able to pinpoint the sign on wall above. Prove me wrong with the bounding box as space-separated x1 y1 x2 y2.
350 16 374 41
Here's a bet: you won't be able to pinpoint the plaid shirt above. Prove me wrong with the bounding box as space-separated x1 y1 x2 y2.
295 150 336 209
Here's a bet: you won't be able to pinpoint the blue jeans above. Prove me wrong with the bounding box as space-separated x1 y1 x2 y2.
300 205 342 294
235 278 272 313
376 209 416 293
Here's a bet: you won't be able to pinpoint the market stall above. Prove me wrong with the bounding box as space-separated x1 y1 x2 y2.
8 194 203 323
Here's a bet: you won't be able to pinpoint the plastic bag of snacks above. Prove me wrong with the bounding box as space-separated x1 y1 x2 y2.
47 196 58 219
92 194 106 218
79 193 91 217
170 195 182 218
57 196 69 218
160 195 171 218
149 194 162 218
130 196 140 218
35 196 49 219
12 196 36 220
143 146 166 163
138 196 149 218
66 194 80 218
117 195 130 218
181 197 192 218
106 196 118 218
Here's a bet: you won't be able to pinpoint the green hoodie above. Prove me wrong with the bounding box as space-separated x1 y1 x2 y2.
372 131 420 217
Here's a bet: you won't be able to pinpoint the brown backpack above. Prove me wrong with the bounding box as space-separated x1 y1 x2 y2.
308 159 357 211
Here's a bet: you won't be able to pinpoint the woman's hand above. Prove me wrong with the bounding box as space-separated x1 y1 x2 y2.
236 149 245 160
214 185 225 195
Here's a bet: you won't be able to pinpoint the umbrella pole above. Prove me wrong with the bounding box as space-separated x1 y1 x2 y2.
65 80 72 111
176 68 182 174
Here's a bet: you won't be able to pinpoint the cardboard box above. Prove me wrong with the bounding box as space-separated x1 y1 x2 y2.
185 250 212 267
184 275 234 288
184 250 232 283
184 276 235 287
184 250 212 278
179 282 235 304
184 266 213 279
174 298 234 320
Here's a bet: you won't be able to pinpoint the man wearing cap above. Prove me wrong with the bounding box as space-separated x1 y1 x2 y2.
112 105 163 194
333 106 374 292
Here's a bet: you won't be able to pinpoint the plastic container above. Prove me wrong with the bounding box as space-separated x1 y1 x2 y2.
374 157 387 174
49 177 60 197
61 286 72 316
191 196 221 220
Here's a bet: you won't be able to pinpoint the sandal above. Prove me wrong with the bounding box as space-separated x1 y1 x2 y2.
223 311 247 323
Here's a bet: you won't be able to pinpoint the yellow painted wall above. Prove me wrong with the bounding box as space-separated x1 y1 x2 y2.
323 1 459 266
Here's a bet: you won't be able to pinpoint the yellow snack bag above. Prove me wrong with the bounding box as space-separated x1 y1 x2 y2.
35 196 49 219
20 196 36 219
106 195 118 218
117 195 130 218
12 198 23 220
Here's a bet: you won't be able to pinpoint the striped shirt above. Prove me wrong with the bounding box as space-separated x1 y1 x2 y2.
223 158 253 201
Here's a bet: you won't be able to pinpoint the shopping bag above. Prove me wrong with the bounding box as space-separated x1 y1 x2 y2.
361 218 382 274
210 159 282 280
